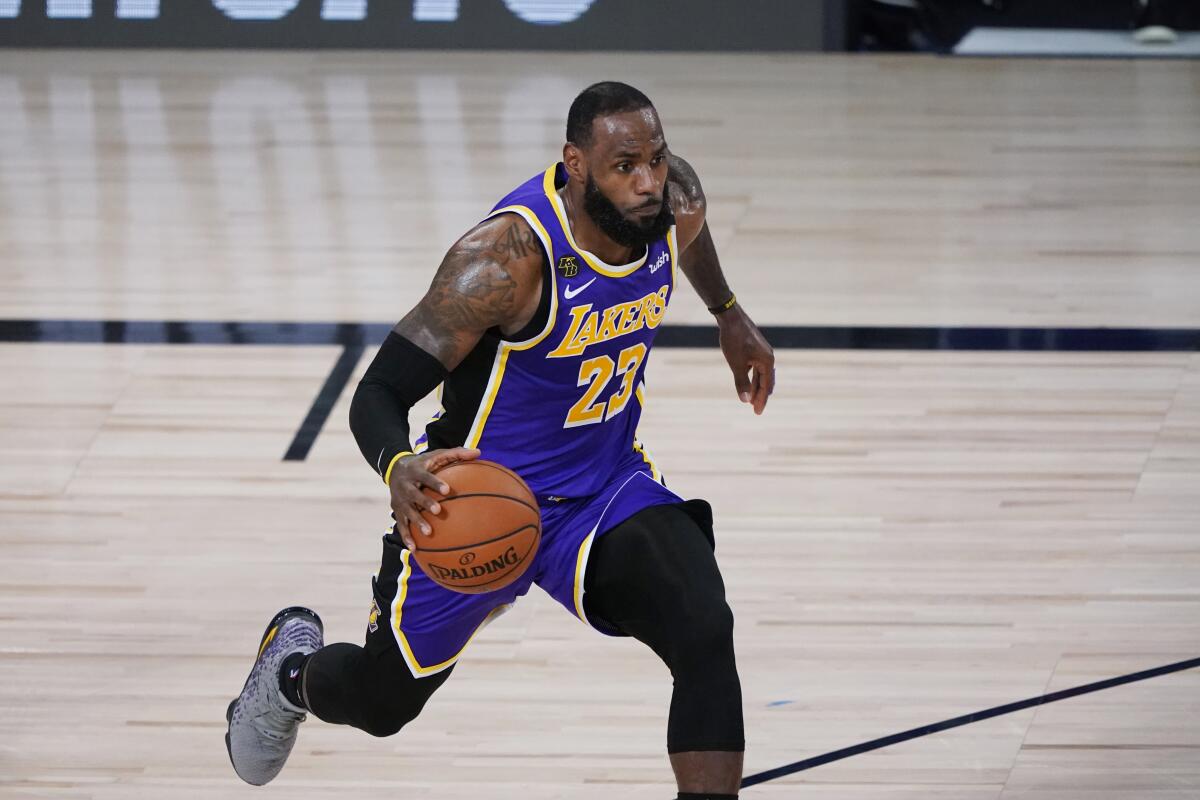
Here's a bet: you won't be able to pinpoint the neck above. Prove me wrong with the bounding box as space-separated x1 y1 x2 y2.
561 183 642 265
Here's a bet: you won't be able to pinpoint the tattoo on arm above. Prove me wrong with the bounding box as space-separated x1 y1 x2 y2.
667 152 708 254
667 153 705 210
395 217 538 369
666 155 730 308
492 222 540 264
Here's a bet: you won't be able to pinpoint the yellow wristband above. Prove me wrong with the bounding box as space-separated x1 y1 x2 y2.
383 451 414 486
707 293 737 315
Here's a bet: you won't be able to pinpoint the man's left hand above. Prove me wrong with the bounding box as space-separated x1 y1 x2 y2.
718 307 775 415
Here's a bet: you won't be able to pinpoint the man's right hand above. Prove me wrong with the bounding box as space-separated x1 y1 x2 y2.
388 447 481 549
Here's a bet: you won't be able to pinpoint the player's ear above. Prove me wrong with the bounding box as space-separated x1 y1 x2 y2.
562 142 586 184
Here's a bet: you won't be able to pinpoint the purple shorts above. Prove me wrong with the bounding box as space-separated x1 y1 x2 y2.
367 446 682 678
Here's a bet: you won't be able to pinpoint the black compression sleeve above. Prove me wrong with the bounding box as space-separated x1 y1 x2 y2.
348 332 448 481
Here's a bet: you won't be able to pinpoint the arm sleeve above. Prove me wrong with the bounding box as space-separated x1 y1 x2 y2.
348 332 449 482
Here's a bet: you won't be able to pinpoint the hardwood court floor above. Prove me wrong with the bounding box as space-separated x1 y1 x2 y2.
1 51 1199 798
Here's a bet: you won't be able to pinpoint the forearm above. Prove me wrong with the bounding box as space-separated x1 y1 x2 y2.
680 222 736 312
349 380 413 481
348 332 447 482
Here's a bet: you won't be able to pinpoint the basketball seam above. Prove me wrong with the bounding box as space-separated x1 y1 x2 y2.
435 491 540 515
463 459 524 481
435 460 536 502
414 523 540 554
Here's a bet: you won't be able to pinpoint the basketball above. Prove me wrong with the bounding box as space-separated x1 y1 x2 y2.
408 460 541 594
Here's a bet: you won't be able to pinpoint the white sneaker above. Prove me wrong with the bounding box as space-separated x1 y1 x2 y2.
1133 0 1179 44
1134 24 1179 44
225 607 324 785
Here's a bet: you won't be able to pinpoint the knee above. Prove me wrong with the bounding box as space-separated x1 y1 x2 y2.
305 642 439 738
356 705 417 738
354 667 438 738
669 598 736 675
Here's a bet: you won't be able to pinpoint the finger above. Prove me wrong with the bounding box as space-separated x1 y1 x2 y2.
407 508 433 538
394 492 432 537
402 484 442 519
417 448 481 494
412 509 434 538
392 512 416 549
732 366 752 405
410 465 451 497
409 486 443 516
750 364 768 415
425 447 481 469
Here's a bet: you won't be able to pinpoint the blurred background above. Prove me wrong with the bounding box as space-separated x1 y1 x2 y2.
1 0 1197 53
1 3 1197 800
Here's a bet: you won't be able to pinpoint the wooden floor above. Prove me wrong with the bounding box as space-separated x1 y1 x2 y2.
1 51 1199 799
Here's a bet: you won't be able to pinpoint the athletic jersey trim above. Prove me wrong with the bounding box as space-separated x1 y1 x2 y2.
389 548 512 677
463 203 560 449
541 165 649 279
667 224 680 289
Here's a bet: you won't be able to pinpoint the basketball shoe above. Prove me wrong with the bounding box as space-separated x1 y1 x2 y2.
1133 0 1179 44
226 607 324 785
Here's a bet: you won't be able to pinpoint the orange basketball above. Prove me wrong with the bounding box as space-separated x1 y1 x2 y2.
408 460 541 594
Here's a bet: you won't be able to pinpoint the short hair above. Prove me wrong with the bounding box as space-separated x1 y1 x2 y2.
566 81 655 148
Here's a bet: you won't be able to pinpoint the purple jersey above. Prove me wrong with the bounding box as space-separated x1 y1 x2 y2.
414 163 677 500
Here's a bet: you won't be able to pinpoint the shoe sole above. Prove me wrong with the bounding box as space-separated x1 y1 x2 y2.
225 606 324 781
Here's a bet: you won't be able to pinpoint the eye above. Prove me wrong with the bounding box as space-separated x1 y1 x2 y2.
616 162 632 173
651 154 665 166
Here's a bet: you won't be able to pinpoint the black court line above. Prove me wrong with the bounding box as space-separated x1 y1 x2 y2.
283 344 364 462
0 319 390 347
741 655 1200 789
5 318 1197 462
2 319 1199 351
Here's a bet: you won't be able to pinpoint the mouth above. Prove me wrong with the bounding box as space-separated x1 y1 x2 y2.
632 201 661 217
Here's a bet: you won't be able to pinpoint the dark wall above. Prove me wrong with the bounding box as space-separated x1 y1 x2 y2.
918 0 1200 50
0 0 829 50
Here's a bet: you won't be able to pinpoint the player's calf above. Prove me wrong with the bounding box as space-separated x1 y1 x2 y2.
585 502 745 795
299 640 451 738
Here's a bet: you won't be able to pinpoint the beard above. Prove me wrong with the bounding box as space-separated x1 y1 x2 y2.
582 174 675 251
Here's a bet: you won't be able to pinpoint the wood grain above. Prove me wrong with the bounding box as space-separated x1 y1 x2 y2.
0 51 1198 799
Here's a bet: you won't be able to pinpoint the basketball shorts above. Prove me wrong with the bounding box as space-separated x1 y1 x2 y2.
365 446 683 679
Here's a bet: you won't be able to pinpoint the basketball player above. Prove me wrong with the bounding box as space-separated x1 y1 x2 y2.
227 82 775 800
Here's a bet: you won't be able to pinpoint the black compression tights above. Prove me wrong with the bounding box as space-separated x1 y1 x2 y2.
301 531 451 737
300 501 743 754
584 501 745 754
301 641 449 737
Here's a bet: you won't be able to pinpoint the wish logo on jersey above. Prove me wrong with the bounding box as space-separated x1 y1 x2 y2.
548 284 670 358
649 249 670 274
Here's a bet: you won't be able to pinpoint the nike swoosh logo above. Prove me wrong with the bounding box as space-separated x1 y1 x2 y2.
289 669 300 679
563 277 597 300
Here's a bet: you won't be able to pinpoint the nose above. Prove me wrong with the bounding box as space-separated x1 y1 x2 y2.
633 165 657 197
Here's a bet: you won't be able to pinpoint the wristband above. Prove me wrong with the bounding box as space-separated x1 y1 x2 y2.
383 451 414 486
707 294 737 315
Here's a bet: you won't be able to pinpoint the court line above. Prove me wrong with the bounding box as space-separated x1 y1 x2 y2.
283 344 364 461
5 318 1198 461
2 319 1198 351
6 315 1198 774
741 654 1200 788
5 318 1195 461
